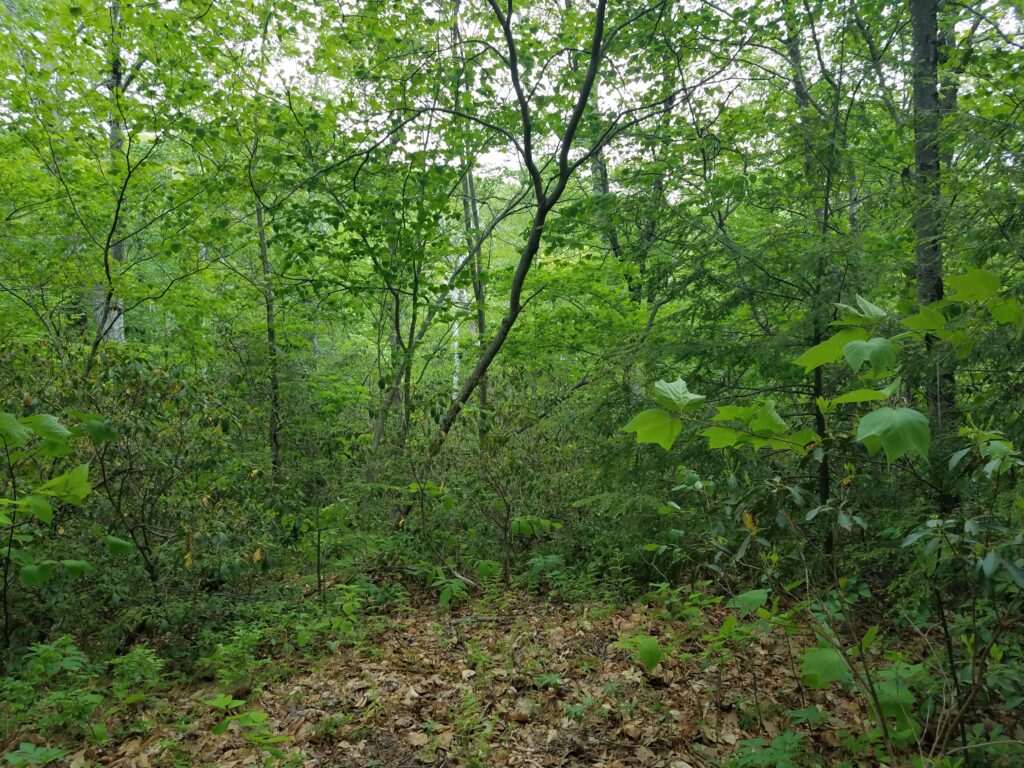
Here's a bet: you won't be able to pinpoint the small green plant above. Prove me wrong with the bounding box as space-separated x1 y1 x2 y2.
536 672 563 690
616 634 664 673
727 732 812 767
2 743 67 767
205 695 289 758
109 643 165 702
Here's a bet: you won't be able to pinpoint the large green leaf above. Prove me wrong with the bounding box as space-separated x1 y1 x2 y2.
702 426 742 449
61 560 92 578
105 535 135 556
946 268 999 301
794 328 868 372
72 412 117 446
801 647 851 689
856 408 931 462
623 408 681 451
901 305 946 331
20 414 71 443
0 413 30 448
652 379 705 412
726 588 769 617
635 635 662 673
34 465 90 505
24 495 53 524
843 337 896 376
988 296 1024 331
832 388 890 405
19 562 56 588
749 402 788 434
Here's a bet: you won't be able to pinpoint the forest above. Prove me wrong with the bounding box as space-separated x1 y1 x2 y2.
0 0 1022 765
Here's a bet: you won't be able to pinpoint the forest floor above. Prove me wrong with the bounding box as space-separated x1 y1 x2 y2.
70 591 869 768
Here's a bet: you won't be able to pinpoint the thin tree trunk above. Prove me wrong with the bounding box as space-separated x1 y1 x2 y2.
911 0 944 308
93 0 126 345
256 202 281 485
461 168 489 432
911 0 957 512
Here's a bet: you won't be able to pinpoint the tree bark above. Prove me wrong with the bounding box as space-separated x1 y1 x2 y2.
256 202 282 484
461 167 489 432
911 0 944 308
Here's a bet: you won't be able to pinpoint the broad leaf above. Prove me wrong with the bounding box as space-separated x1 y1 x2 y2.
726 588 769 617
832 388 890 405
856 408 931 462
34 465 90 505
25 495 53 524
105 535 135 556
0 412 30 448
652 379 705 412
20 414 71 443
635 635 662 672
801 647 851 689
702 426 742 449
623 408 681 451
19 562 56 588
61 560 92 578
749 402 788 434
843 337 896 376
901 305 946 331
988 296 1024 331
794 328 868 372
946 268 999 301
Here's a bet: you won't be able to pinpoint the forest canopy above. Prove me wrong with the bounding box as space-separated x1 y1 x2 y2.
1 0 1022 766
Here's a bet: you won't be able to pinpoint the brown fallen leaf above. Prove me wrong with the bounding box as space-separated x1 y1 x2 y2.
405 730 430 747
510 696 536 723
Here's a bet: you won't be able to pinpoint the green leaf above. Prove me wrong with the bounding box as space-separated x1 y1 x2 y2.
750 402 787 434
794 328 868 372
61 560 92 578
0 413 30 448
72 413 116 446
702 426 742 449
34 465 90 504
652 379 705 412
987 296 1024 330
623 408 682 451
105 535 134 556
204 695 245 710
832 388 890 405
25 495 53 524
20 414 71 443
902 305 946 331
726 588 769 617
19 562 56 588
801 647 850 689
855 295 887 321
843 337 896 376
635 635 662 673
712 405 756 422
1001 559 1024 589
946 269 999 301
856 407 931 463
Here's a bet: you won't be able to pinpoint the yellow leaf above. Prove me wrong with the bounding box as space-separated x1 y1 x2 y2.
743 512 758 534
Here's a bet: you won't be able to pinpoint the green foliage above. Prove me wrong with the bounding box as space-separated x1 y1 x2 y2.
855 407 931 462
800 647 851 689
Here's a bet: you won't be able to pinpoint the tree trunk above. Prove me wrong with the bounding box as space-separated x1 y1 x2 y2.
461 168 489 432
911 0 957 513
93 0 126 345
256 202 282 485
911 0 944 308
